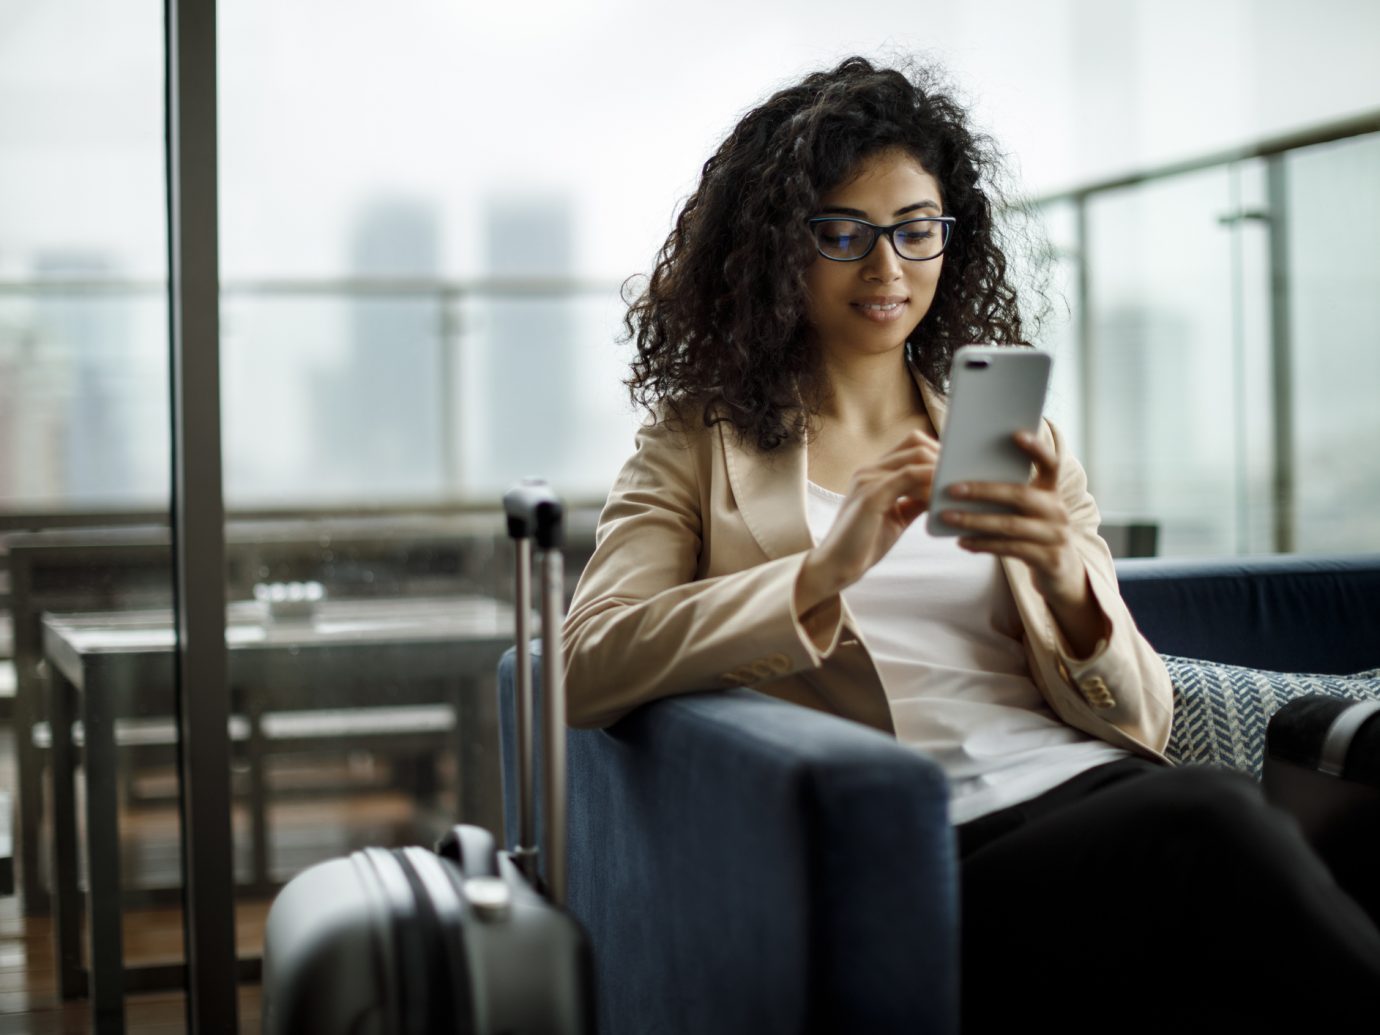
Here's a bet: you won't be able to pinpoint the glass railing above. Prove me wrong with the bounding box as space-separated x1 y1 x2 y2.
0 276 636 515
1030 116 1380 555
4 120 1379 555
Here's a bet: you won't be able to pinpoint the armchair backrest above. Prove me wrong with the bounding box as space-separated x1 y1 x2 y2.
1117 554 1380 674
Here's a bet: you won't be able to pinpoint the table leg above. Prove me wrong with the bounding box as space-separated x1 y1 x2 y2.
48 666 84 1000
247 692 270 892
18 662 50 916
82 668 126 1030
12 559 51 918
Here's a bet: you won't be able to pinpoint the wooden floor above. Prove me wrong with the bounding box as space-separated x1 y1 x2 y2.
0 730 452 1033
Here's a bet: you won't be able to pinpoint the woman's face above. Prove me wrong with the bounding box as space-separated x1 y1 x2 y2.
803 149 945 363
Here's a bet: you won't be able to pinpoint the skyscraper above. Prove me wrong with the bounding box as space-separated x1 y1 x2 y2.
472 196 576 492
311 196 444 499
32 251 161 505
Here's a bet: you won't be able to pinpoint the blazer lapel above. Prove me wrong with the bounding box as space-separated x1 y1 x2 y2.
721 425 814 562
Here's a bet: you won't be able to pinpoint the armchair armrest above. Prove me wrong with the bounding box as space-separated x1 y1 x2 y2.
498 648 959 1035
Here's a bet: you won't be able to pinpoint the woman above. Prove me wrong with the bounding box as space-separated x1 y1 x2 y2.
563 57 1380 1030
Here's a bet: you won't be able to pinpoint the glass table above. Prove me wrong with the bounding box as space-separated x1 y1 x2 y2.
41 594 515 1020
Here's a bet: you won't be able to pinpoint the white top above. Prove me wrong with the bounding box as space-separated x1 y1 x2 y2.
805 481 1131 825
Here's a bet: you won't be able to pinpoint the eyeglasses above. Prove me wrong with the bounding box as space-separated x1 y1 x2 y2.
806 216 956 262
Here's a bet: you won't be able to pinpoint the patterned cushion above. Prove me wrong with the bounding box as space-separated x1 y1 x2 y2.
1161 656 1380 779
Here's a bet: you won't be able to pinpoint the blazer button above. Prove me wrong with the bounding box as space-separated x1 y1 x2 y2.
768 652 791 674
747 660 775 681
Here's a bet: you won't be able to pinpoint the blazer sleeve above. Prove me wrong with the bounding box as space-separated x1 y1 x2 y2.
1015 417 1175 754
561 418 842 730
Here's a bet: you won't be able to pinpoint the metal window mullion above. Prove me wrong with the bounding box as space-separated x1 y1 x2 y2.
439 288 462 495
1227 164 1249 554
167 0 239 1031
1074 197 1094 483
1264 155 1296 553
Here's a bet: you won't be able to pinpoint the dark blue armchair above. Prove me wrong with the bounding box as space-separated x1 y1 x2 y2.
498 553 1380 1035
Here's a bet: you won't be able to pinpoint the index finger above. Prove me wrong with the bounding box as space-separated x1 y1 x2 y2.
886 427 939 455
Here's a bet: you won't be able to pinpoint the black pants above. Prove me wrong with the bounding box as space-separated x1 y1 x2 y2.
955 757 1380 1033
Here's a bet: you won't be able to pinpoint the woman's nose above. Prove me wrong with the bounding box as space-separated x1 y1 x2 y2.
862 234 903 281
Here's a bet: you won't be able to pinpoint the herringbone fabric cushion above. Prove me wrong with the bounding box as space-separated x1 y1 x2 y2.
1162 656 1380 779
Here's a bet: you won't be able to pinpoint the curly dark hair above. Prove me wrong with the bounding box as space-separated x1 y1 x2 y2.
623 55 1044 451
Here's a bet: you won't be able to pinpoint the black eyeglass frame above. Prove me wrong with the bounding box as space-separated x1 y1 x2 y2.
806 215 957 262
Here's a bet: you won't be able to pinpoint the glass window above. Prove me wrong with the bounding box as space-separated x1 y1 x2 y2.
1286 132 1380 552
0 0 167 511
1082 162 1274 556
0 1 194 1024
221 291 448 505
0 289 168 509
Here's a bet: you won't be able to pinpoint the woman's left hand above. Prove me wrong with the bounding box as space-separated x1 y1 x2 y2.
938 430 1109 658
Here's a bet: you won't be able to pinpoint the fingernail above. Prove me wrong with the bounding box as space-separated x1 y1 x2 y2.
1016 430 1033 444
949 484 968 498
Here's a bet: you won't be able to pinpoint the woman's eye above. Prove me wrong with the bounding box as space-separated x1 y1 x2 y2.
897 229 935 244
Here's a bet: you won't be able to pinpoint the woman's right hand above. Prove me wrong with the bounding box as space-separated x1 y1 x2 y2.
795 429 939 614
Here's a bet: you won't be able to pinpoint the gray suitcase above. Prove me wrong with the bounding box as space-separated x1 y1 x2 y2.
261 480 594 1034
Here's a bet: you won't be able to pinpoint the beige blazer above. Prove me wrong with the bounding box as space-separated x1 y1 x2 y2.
563 366 1175 767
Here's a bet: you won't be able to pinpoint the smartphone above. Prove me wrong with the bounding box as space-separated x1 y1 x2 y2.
926 345 1053 537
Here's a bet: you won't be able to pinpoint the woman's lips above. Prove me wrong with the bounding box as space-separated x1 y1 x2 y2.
851 299 908 324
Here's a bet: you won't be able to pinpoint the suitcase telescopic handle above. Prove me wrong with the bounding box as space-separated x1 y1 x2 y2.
503 478 568 907
504 480 565 549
